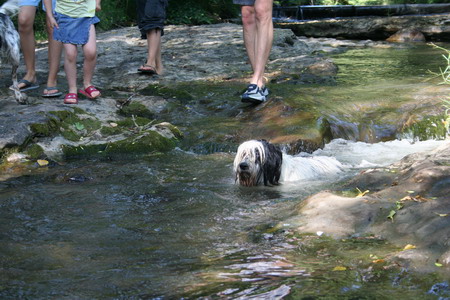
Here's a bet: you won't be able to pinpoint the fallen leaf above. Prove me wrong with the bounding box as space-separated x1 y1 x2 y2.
74 122 85 131
332 266 347 271
356 187 369 197
37 159 49 166
401 195 430 203
403 244 416 250
434 212 449 217
400 195 413 201
387 210 396 222
415 195 431 202
372 259 385 264
407 190 415 194
396 201 404 210
435 263 443 267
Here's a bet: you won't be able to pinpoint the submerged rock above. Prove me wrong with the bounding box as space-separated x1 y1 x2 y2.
386 28 427 43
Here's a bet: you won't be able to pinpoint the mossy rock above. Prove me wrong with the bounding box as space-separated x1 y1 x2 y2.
154 122 183 139
119 102 155 119
117 116 154 128
62 130 178 159
25 144 45 159
100 125 123 136
29 117 61 137
141 84 194 101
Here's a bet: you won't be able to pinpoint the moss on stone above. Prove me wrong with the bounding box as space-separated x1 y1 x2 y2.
100 125 123 136
29 118 60 137
76 118 102 132
62 130 177 159
115 116 153 128
119 102 155 119
48 110 73 120
141 84 194 101
61 129 82 142
25 144 45 159
154 122 183 139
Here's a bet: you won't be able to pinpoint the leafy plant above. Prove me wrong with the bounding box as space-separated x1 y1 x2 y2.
429 43 450 135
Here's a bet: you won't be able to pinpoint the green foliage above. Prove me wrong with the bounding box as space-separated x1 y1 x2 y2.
96 0 136 30
430 44 450 134
166 0 239 25
274 0 450 5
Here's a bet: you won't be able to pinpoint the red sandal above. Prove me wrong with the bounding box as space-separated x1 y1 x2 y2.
79 85 101 99
64 93 78 104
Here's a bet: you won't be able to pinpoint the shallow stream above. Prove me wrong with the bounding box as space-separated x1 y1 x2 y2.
1 43 450 298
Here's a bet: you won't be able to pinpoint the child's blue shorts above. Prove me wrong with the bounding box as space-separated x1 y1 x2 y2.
53 13 100 45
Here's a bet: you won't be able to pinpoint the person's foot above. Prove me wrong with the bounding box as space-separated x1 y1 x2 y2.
137 64 157 75
241 84 266 104
42 86 63 98
79 86 101 99
10 79 39 92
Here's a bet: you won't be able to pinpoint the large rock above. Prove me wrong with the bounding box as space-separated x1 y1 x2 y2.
287 140 450 269
386 28 427 42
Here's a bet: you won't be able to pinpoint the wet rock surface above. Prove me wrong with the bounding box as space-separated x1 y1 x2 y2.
288 140 450 270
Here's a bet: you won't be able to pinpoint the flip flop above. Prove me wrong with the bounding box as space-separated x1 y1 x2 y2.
63 93 78 104
78 86 101 99
137 64 157 75
42 86 63 98
9 79 39 92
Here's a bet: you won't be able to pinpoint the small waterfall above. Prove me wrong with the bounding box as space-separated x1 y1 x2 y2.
280 153 343 182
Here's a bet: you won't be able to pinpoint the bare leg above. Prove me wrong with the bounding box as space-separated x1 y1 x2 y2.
82 25 100 97
43 16 63 95
17 5 37 88
241 0 273 88
64 43 78 94
241 6 257 71
141 28 163 74
251 0 273 88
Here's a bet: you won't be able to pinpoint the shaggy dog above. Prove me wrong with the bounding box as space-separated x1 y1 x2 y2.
233 139 343 187
0 0 26 104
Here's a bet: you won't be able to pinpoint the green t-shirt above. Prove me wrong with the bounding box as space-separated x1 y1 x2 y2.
56 0 96 18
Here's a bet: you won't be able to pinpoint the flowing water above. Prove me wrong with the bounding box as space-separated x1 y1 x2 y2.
1 44 450 298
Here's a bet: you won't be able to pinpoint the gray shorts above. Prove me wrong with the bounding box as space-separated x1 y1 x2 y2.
233 0 255 5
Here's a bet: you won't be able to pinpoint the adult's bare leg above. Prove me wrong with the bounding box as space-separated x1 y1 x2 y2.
250 0 273 88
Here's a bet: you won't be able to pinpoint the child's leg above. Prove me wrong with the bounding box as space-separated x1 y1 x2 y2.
146 28 162 74
44 16 63 95
64 43 78 94
81 24 100 97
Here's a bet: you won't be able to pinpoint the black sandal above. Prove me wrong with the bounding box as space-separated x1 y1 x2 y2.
137 64 157 75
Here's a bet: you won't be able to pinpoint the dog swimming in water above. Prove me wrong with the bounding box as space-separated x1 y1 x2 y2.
233 139 343 187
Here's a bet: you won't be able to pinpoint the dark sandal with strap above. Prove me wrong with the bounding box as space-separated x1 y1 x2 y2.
137 64 157 75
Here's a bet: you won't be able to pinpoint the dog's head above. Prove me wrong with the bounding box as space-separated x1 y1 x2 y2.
233 140 282 187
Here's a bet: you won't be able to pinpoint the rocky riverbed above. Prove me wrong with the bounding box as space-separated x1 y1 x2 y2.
0 23 449 271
